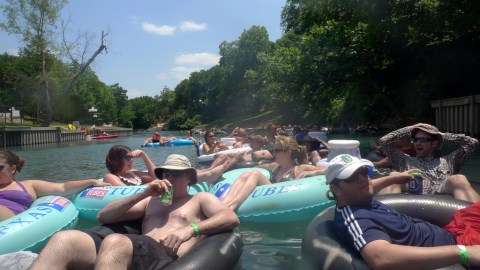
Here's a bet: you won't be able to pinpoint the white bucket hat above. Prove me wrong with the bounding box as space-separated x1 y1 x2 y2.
154 154 198 184
326 154 373 184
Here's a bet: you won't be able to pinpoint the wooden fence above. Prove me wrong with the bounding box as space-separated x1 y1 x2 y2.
431 94 480 137
1 127 133 148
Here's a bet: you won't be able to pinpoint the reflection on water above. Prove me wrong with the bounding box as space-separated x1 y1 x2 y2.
4 131 479 269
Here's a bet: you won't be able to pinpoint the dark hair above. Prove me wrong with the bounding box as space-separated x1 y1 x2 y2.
0 150 25 173
204 131 214 142
106 145 132 174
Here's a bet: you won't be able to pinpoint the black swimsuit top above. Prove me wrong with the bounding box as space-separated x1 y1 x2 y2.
117 172 143 186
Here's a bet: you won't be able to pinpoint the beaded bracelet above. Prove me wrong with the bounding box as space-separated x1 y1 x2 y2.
457 245 469 269
190 223 200 237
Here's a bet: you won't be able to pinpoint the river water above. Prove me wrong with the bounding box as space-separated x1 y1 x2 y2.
7 131 480 269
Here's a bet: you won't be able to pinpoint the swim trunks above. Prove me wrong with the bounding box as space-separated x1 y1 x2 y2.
443 202 480 246
85 222 175 270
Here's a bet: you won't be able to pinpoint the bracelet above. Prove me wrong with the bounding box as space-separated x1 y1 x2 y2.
190 223 200 237
457 245 469 269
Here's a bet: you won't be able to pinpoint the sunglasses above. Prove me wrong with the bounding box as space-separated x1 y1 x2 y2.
411 137 433 143
163 171 185 178
339 166 369 184
124 155 134 161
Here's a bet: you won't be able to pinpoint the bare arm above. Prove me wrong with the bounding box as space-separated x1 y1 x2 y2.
131 149 157 180
295 164 326 179
361 240 480 270
27 179 108 199
96 179 170 223
371 169 420 192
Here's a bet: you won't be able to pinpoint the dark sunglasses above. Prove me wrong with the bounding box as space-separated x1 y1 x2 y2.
274 148 289 153
163 171 185 178
340 166 369 184
124 155 134 161
411 137 433 143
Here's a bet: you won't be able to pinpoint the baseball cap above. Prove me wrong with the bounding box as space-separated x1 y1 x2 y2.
326 154 373 184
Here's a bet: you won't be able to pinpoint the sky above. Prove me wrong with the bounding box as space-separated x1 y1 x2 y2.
0 0 286 98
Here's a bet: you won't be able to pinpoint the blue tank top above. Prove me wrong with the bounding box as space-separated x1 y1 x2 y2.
0 181 34 215
333 199 456 253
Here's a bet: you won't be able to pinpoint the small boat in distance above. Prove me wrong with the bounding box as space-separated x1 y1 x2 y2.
91 134 118 140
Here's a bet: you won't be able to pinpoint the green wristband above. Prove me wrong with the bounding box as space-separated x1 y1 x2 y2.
457 245 469 268
190 223 200 237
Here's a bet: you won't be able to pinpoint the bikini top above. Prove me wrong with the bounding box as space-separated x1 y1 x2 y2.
270 165 296 183
117 171 143 186
0 181 34 215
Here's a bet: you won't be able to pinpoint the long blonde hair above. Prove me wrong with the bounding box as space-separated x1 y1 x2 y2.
275 135 308 165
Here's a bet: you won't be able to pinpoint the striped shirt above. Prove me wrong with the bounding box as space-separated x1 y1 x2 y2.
333 200 456 253
380 127 479 194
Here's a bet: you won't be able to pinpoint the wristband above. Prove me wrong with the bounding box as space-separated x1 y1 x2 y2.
190 223 200 237
457 245 469 268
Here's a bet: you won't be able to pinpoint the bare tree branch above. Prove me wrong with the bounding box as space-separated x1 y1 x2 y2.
63 30 108 92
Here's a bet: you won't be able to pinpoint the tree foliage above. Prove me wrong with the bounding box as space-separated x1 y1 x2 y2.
1 0 479 130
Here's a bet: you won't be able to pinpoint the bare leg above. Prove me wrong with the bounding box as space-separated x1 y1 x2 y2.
30 230 97 270
198 156 239 184
94 234 133 270
222 171 271 210
443 174 480 203
376 171 405 195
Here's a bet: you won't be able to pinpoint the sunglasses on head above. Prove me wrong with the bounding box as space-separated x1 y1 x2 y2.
124 155 134 161
163 171 185 178
411 137 433 143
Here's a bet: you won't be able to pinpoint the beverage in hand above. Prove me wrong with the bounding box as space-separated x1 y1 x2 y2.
161 186 173 206
409 172 423 194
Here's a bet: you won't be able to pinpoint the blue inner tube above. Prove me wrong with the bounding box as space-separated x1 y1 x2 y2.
301 194 472 270
145 139 194 147
85 220 243 269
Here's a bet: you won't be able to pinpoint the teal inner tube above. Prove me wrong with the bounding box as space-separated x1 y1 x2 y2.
74 182 216 221
0 196 79 254
209 168 334 222
301 194 471 270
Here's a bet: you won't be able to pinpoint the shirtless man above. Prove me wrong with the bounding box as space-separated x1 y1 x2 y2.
30 154 240 270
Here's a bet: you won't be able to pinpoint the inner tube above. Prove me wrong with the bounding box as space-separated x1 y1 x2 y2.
73 182 217 221
209 168 334 222
0 196 79 254
86 220 243 270
145 139 194 147
197 146 252 163
301 194 471 270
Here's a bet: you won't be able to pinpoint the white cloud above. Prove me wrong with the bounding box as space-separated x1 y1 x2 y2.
175 52 220 66
6 48 19 56
141 22 176 36
179 21 207 32
127 88 145 99
155 53 220 85
170 66 200 80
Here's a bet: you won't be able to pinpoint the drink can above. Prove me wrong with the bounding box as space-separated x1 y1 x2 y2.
161 186 173 206
408 172 423 194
